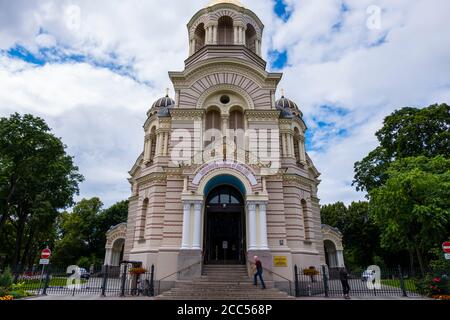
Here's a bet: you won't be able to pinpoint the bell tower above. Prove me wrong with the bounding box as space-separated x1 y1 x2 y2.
187 0 264 58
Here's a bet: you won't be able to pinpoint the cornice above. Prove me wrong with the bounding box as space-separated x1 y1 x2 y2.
170 109 205 121
136 172 167 186
245 110 280 121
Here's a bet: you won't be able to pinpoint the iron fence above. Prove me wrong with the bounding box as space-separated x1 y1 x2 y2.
9 263 438 299
294 265 428 298
12 264 155 297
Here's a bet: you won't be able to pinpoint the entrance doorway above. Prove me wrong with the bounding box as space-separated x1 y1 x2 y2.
204 185 246 265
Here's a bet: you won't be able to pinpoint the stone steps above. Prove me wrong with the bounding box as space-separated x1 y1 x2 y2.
156 264 294 300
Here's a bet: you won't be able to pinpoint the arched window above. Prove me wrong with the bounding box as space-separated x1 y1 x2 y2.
139 199 149 240
229 109 244 130
294 127 301 163
205 109 221 147
245 24 257 52
207 185 243 206
301 199 311 241
195 23 206 52
229 109 244 159
218 16 234 45
150 127 157 162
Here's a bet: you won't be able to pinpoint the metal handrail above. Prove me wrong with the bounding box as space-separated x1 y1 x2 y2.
156 252 205 295
247 259 294 296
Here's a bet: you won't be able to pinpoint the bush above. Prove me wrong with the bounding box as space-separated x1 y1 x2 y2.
76 257 91 270
0 267 13 290
0 287 9 297
416 272 450 297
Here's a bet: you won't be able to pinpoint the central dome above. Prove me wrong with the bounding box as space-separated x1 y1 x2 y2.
207 0 244 8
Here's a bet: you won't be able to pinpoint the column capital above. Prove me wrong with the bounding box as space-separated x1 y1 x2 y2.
247 202 257 210
193 201 203 210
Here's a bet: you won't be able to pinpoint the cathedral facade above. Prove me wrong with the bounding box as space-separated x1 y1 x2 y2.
105 0 344 292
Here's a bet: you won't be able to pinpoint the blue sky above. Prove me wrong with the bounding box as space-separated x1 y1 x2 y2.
1 0 449 206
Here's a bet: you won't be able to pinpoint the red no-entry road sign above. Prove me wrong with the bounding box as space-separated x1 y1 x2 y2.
443 242 450 253
41 248 52 259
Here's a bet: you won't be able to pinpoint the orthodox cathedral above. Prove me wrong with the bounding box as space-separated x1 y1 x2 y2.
105 0 344 294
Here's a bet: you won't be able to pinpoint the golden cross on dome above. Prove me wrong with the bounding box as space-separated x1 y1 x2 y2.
165 88 170 97
281 88 285 97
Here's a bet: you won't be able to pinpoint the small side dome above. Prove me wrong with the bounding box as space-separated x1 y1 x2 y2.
275 91 303 118
148 90 175 118
152 94 175 109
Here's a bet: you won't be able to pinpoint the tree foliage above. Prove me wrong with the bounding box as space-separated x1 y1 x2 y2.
52 198 128 267
0 113 83 269
369 156 450 274
321 201 386 269
354 104 450 193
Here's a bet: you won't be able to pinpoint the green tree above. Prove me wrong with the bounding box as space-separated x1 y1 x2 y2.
369 156 450 275
0 113 83 269
53 198 128 267
354 104 450 193
321 201 384 269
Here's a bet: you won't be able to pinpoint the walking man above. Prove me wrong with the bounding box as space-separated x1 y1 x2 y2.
253 256 266 289
340 267 351 299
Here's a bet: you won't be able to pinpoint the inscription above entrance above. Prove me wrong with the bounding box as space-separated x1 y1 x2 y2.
192 161 258 186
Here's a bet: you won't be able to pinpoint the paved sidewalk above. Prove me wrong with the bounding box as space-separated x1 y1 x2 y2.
25 294 429 301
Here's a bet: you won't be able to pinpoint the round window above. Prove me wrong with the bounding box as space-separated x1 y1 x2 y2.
220 95 231 104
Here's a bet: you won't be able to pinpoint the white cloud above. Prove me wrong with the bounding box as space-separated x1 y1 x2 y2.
274 0 450 204
0 0 449 207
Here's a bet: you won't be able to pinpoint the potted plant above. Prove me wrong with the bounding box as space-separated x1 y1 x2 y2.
303 266 320 283
129 267 147 275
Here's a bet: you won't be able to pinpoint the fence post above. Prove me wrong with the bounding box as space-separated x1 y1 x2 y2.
101 265 109 297
42 265 51 296
294 265 300 297
398 265 407 297
120 264 128 297
322 265 329 298
149 264 155 297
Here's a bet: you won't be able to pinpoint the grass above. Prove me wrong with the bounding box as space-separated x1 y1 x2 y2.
20 277 87 289
381 279 418 291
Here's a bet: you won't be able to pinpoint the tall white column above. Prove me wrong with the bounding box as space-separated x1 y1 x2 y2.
248 203 257 250
181 202 191 249
300 136 306 163
144 138 151 163
192 202 203 250
208 26 213 44
234 26 238 44
337 250 345 268
104 248 112 265
163 132 169 156
289 133 295 158
259 203 269 250
212 25 217 45
282 133 287 157
155 133 161 156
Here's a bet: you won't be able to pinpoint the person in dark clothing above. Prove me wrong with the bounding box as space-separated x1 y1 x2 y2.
339 267 351 299
253 256 266 289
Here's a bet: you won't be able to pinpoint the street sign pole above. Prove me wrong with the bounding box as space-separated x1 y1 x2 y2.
39 247 52 294
39 264 45 295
